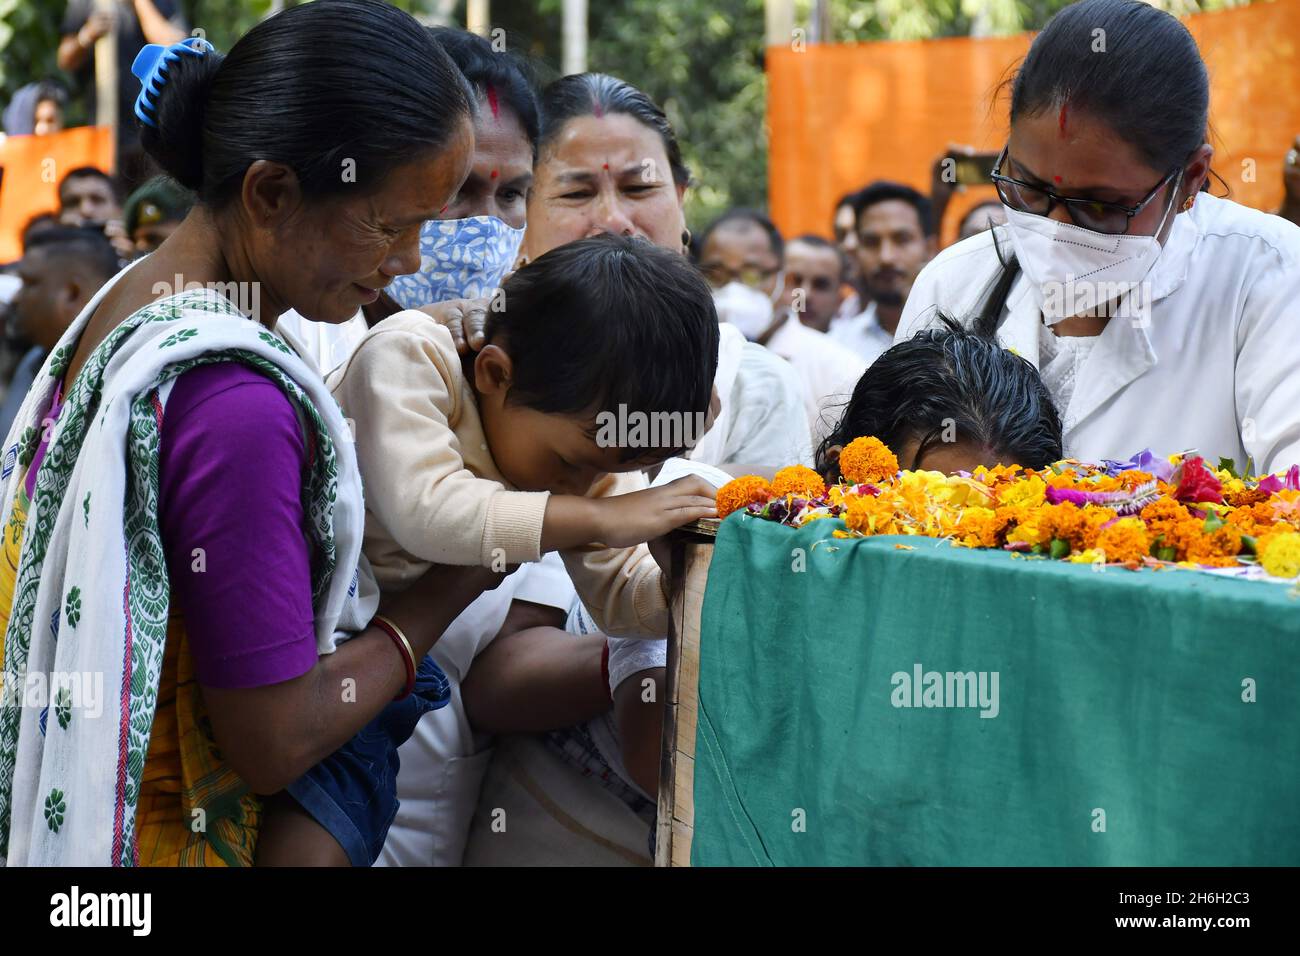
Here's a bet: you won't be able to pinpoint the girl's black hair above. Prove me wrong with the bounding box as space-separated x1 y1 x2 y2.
141 0 473 207
815 318 1063 479
974 0 1209 336
538 73 691 188
487 234 719 462
428 27 540 157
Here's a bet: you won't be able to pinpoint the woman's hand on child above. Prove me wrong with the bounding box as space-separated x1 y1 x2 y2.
415 297 492 354
589 476 718 549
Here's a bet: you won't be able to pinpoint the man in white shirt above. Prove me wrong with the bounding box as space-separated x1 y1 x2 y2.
696 209 866 435
784 234 849 334
830 181 936 365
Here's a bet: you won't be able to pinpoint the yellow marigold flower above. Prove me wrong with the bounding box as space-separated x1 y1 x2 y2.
997 474 1047 509
1260 530 1300 578
841 493 900 536
716 475 772 518
770 464 827 500
1095 517 1151 564
1069 548 1104 565
838 436 899 485
937 475 995 507
1006 518 1050 548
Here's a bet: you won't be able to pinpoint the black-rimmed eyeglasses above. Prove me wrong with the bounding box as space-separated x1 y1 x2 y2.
991 147 1180 236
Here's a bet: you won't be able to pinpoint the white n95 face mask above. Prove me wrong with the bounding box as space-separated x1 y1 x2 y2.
712 280 776 341
1003 194 1175 324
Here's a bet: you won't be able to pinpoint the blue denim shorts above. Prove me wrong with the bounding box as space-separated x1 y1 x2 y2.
285 653 450 866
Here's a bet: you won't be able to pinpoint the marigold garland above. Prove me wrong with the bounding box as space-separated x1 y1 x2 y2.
712 439 1300 578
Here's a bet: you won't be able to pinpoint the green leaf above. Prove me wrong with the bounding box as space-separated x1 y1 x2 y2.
1240 535 1257 556
1203 510 1225 533
1217 457 1240 479
1049 537 1070 559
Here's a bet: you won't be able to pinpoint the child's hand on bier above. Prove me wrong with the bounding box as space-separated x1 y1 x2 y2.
590 476 717 549
415 298 492 354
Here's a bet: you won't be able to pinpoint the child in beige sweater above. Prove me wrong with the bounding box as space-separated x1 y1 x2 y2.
329 234 720 638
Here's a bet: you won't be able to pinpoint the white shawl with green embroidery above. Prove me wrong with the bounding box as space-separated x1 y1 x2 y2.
0 268 371 865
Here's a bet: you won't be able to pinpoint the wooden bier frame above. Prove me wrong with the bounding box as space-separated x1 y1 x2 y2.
654 518 718 867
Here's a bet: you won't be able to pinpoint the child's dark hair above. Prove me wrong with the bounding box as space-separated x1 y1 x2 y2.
487 234 719 462
815 318 1062 478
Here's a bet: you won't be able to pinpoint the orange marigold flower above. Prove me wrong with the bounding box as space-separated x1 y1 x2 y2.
1224 487 1269 509
841 492 902 536
716 475 772 518
1117 469 1154 489
1080 508 1120 550
771 464 827 500
1184 526 1242 565
1094 517 1152 564
838 436 899 485
1038 502 1088 552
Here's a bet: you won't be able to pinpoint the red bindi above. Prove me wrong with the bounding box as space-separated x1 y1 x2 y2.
1053 175 1062 184
490 169 498 179
602 162 609 171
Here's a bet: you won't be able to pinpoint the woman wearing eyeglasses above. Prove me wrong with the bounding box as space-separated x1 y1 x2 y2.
897 0 1300 474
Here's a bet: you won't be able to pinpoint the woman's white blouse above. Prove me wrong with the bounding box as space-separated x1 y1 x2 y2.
896 194 1300 474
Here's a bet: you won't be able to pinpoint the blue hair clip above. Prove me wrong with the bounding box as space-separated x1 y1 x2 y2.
132 37 215 129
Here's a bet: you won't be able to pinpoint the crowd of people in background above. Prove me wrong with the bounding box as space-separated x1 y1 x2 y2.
0 0 1297 867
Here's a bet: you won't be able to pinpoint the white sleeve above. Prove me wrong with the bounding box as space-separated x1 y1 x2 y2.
1235 241 1300 474
510 551 578 612
719 343 814 467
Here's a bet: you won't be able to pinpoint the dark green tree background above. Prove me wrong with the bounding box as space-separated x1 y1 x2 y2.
1 0 1242 229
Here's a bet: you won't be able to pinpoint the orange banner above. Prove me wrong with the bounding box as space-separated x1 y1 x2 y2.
767 0 1300 247
0 125 114 262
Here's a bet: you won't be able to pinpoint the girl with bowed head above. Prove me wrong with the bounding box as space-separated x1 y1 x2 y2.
0 0 506 866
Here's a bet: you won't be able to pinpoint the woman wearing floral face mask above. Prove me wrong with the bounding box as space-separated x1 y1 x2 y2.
276 27 537 372
897 0 1300 475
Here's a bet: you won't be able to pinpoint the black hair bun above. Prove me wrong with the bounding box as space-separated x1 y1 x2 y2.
137 45 225 194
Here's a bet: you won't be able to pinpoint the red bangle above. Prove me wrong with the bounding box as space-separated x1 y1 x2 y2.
600 641 611 701
372 615 416 700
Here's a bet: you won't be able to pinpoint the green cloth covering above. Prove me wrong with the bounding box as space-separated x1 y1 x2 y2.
691 515 1300 866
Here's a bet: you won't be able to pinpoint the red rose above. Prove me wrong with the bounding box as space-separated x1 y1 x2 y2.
1174 456 1223 504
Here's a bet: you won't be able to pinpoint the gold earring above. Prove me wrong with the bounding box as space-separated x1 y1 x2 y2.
681 228 692 249
1182 196 1195 212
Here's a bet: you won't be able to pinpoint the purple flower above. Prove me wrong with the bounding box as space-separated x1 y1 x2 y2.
1099 449 1174 482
